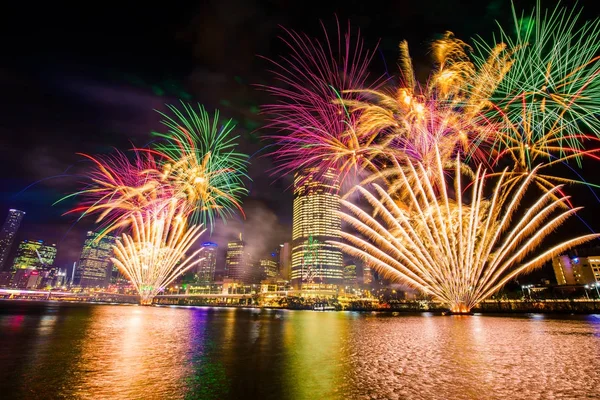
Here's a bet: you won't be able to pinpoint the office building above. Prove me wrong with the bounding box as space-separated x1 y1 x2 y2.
74 231 116 288
12 239 57 270
225 234 253 282
553 255 600 285
344 264 358 286
195 242 218 283
259 254 279 280
0 209 25 271
291 168 344 287
279 242 291 280
363 265 373 285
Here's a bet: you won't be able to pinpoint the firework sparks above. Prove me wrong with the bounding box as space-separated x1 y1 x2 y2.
475 2 600 184
111 201 205 305
262 20 386 184
63 103 249 304
59 150 168 236
150 102 249 229
333 147 599 313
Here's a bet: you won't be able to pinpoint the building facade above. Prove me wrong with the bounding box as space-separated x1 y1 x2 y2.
225 235 253 282
552 255 600 285
291 168 344 288
259 255 279 280
343 264 358 287
195 242 218 283
0 209 26 271
363 265 373 285
279 242 291 280
12 239 57 270
74 231 116 288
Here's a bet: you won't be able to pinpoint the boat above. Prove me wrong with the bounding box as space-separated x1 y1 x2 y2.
313 303 335 311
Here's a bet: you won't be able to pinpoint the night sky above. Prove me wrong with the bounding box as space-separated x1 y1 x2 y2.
1 0 599 279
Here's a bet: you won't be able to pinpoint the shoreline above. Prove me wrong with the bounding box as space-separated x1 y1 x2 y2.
2 298 600 315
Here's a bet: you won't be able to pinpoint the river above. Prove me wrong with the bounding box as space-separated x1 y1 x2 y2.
0 301 599 399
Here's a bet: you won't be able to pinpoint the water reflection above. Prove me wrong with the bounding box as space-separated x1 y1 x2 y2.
0 303 600 399
282 311 349 400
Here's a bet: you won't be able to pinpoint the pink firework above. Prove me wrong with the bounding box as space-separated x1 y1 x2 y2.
62 149 173 235
262 19 384 184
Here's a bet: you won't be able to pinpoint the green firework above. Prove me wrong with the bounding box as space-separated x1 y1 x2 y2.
152 102 250 230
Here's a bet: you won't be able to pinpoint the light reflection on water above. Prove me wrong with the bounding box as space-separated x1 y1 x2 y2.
0 302 599 400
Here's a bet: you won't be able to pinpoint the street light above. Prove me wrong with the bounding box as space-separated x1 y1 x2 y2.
590 282 600 298
584 285 590 300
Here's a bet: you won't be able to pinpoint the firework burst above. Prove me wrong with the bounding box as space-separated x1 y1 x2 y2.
333 147 599 312
475 2 600 187
59 149 168 236
149 102 249 229
111 201 205 305
262 19 386 184
64 103 249 304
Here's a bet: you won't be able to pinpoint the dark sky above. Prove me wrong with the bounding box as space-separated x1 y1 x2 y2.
1 0 599 279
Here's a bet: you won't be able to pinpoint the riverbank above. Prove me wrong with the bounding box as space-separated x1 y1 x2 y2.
3 298 600 314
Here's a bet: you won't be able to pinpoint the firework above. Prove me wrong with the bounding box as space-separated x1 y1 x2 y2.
262 20 386 184
338 31 514 193
333 147 599 313
111 201 205 305
150 102 249 229
60 150 168 236
475 2 600 182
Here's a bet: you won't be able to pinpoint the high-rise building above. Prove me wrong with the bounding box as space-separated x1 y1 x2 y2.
195 242 218 283
343 264 358 286
291 168 344 287
363 265 373 285
260 253 279 280
225 234 252 282
74 231 116 288
12 239 57 270
0 209 25 271
279 242 291 280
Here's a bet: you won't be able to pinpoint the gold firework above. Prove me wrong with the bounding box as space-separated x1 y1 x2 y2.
333 147 598 312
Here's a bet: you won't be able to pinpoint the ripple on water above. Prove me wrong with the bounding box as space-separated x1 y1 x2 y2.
0 304 599 400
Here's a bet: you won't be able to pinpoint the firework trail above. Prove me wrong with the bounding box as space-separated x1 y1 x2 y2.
333 146 599 312
262 19 387 185
59 149 168 236
111 201 205 305
149 102 249 230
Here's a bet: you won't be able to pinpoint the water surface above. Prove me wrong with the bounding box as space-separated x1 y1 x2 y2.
1 301 599 399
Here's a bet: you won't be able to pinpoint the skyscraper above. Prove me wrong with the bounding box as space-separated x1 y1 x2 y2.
0 209 25 271
12 239 57 270
279 242 291 280
363 265 373 286
225 234 252 282
291 168 344 287
74 231 116 288
195 242 218 283
343 264 358 287
259 253 279 280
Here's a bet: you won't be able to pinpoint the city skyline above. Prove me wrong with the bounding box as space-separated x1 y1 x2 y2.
2 2 600 398
4 0 600 274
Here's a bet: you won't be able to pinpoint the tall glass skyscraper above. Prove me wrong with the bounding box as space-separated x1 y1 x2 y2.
291 168 343 288
195 242 218 283
74 231 116 288
0 209 25 271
